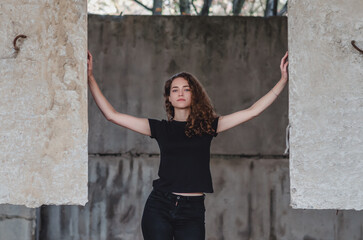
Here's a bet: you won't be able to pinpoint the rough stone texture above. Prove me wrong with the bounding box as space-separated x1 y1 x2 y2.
87 15 289 156
0 1 88 207
288 0 363 210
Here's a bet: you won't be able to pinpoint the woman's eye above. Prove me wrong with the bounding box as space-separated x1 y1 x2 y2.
172 90 177 92
185 89 190 91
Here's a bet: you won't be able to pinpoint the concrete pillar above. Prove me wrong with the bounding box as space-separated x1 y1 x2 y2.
0 1 88 207
288 0 363 210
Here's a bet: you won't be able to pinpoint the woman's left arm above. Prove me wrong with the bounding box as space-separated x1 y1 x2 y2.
217 51 289 133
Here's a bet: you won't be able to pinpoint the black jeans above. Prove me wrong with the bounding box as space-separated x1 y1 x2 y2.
141 188 206 240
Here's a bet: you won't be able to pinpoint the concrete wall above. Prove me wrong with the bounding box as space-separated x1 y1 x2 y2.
0 205 36 240
39 156 363 240
86 15 289 155
1 14 363 240
0 1 88 207
288 0 363 210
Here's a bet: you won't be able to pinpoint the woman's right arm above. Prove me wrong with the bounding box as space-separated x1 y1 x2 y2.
87 50 151 136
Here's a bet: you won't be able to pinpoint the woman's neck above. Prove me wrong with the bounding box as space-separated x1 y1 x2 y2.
173 109 190 121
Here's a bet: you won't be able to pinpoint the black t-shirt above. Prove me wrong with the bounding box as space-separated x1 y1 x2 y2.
148 117 219 193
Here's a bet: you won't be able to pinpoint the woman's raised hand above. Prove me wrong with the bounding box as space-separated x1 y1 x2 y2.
280 51 289 82
87 50 93 78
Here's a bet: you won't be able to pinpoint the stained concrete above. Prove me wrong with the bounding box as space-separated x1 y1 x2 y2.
288 0 363 210
39 156 363 240
0 205 35 240
0 1 88 207
87 15 289 155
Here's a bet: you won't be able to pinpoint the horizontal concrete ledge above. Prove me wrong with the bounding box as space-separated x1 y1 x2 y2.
0 215 35 221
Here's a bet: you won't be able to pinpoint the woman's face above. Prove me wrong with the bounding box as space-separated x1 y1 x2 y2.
168 77 192 109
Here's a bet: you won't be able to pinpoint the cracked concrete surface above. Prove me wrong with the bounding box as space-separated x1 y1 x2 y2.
0 1 88 207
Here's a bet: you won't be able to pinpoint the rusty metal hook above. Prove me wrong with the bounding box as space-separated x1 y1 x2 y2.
351 40 363 54
13 34 27 51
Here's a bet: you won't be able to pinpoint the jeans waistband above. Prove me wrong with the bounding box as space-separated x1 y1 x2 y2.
152 189 206 201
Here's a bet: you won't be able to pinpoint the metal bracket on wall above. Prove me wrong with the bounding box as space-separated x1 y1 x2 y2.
351 40 363 54
13 34 27 52
0 34 28 60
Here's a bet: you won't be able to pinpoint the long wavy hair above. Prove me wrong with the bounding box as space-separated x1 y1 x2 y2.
164 72 219 137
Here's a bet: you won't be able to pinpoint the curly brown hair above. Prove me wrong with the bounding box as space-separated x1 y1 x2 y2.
163 72 219 138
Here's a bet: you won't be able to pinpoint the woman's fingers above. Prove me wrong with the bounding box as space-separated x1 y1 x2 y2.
87 51 92 66
283 60 289 80
283 51 288 61
88 50 92 61
87 50 93 77
87 50 92 60
280 52 287 69
283 60 288 71
280 51 288 70
279 51 289 81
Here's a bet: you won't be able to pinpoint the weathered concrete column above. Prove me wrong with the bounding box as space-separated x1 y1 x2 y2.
0 1 88 207
288 0 363 210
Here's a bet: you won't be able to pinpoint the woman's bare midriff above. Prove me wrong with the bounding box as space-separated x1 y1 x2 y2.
172 192 204 196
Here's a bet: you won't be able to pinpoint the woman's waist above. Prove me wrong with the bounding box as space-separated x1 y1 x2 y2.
172 192 204 196
152 188 206 201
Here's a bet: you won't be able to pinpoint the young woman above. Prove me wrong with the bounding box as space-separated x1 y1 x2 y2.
87 50 289 240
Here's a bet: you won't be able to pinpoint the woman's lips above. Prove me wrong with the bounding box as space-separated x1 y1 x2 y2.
177 99 185 101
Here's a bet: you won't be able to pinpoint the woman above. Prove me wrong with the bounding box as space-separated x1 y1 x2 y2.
87 50 289 240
